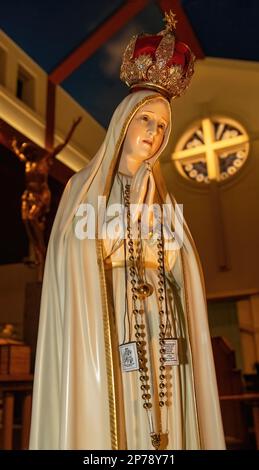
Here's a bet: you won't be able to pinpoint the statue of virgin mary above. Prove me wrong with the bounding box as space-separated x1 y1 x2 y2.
29 13 225 450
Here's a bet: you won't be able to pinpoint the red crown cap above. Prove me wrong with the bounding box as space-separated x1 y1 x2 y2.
120 11 195 100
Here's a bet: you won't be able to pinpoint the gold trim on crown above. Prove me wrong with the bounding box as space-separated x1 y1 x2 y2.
120 11 195 100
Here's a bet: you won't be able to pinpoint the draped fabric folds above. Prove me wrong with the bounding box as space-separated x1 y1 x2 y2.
29 91 225 450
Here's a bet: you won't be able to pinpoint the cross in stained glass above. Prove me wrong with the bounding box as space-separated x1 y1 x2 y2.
172 117 249 183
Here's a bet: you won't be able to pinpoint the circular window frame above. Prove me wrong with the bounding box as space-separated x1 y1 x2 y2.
172 115 249 186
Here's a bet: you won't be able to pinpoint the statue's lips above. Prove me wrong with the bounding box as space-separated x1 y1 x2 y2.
142 139 152 146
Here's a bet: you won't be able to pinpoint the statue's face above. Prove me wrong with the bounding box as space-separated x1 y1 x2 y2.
122 99 170 162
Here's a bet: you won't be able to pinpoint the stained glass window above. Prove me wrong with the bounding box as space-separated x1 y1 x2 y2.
172 117 249 183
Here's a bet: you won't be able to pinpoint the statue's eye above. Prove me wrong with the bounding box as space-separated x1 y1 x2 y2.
158 123 165 130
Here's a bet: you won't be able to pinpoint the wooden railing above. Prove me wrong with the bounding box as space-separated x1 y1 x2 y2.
0 374 33 449
220 393 259 449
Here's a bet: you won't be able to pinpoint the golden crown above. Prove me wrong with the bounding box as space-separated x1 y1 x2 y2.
120 11 195 100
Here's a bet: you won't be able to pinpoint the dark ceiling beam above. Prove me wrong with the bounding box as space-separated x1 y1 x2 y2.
49 0 149 85
45 79 56 151
157 0 205 59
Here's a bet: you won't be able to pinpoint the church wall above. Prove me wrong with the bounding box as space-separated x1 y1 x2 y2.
0 263 38 339
237 296 259 374
208 300 243 371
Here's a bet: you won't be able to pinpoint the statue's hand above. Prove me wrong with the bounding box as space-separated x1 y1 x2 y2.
145 165 155 207
130 162 155 224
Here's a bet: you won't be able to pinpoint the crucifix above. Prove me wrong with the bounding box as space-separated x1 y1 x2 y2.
12 117 82 280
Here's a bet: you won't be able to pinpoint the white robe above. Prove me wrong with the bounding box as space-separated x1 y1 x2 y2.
29 91 225 449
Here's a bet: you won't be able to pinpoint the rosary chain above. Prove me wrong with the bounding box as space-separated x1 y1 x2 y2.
124 183 168 410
